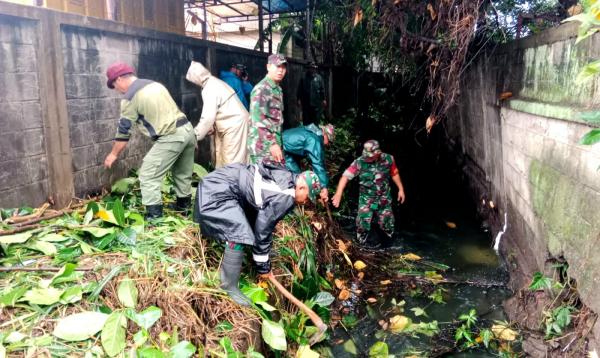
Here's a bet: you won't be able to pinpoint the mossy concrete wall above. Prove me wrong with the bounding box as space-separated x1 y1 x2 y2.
448 21 600 342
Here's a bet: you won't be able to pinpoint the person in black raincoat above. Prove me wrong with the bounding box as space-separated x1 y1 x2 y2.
194 161 322 305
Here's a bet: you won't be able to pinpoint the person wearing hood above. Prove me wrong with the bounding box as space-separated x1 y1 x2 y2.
194 161 321 305
282 124 335 202
103 62 196 219
186 61 250 167
219 63 253 110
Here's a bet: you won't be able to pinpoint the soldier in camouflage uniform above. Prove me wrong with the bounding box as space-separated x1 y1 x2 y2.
247 54 287 165
331 140 406 245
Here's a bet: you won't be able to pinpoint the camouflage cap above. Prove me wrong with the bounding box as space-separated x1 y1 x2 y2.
362 139 382 159
267 53 287 66
320 124 335 142
298 171 321 202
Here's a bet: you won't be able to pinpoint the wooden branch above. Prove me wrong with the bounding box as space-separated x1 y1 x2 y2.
0 224 42 236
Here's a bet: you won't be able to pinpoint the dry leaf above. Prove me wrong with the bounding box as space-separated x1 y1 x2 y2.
334 279 345 289
326 271 334 281
296 345 320 358
499 91 513 100
336 240 348 253
293 264 304 281
338 289 351 301
446 221 457 229
389 315 411 333
425 115 436 134
357 272 365 280
367 297 377 303
353 8 364 27
258 281 269 289
401 253 422 261
426 3 437 20
491 324 518 341
380 280 392 285
353 260 367 271
312 222 322 231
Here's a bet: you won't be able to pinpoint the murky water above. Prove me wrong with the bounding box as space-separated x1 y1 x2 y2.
328 215 512 357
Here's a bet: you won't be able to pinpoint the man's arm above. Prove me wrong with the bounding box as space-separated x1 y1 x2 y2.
390 158 405 203
194 90 218 141
331 159 359 207
104 141 128 168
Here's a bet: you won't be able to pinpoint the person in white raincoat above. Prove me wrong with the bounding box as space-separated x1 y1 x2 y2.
186 61 250 167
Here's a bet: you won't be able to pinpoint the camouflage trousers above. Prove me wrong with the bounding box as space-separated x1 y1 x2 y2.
355 193 394 243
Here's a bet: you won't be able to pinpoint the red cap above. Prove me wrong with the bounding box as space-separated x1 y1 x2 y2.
106 62 134 89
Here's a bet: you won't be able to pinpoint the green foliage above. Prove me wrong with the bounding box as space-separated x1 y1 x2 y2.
544 305 575 338
459 309 478 329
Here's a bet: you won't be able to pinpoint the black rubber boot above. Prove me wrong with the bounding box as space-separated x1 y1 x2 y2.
220 246 251 306
145 205 163 220
169 195 191 214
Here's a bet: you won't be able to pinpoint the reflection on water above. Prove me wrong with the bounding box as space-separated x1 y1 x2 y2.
328 217 512 357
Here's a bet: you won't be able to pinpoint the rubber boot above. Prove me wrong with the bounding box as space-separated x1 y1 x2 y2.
220 246 251 306
169 195 191 214
145 205 163 220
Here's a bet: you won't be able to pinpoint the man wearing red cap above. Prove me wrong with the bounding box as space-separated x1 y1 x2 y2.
103 62 196 219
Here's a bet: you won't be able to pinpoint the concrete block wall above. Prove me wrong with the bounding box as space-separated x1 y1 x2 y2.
448 21 600 342
0 14 49 207
0 1 327 209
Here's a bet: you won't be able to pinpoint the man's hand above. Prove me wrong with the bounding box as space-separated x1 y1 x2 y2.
331 193 342 208
319 188 329 203
104 153 118 169
270 144 284 162
397 189 406 204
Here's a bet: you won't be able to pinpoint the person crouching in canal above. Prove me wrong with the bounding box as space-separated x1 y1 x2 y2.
194 161 321 306
331 140 406 248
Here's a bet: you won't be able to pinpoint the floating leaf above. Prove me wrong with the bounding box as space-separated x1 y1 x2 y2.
312 292 335 307
117 277 138 308
170 341 196 358
401 253 422 261
0 232 33 244
53 311 108 341
389 315 411 333
410 307 428 317
343 339 357 355
27 240 57 255
296 344 319 358
368 341 389 358
353 260 367 270
102 311 127 357
338 289 351 301
491 324 518 341
262 319 287 351
21 287 64 305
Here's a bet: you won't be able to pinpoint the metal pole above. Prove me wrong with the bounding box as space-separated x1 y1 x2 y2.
268 0 273 53
258 0 264 52
202 0 208 40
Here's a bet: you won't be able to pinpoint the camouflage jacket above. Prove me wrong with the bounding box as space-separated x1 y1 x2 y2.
247 76 284 162
342 153 398 197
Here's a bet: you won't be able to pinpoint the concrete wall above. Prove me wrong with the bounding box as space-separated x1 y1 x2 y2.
448 21 600 335
0 1 322 209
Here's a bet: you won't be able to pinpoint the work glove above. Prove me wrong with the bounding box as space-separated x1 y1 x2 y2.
254 260 271 275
